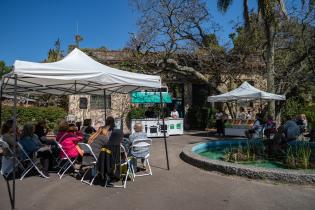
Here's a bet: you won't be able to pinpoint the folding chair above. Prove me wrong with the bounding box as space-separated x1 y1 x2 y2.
55 141 76 179
17 142 49 180
105 144 133 188
130 138 152 178
78 142 98 186
0 139 24 178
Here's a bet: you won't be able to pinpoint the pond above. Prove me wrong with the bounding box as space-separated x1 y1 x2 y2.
193 139 315 170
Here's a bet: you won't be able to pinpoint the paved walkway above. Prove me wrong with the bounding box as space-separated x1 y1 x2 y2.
1 133 315 210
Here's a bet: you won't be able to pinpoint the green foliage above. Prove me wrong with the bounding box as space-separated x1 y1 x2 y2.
281 97 302 120
186 106 211 129
223 141 258 162
45 38 63 62
281 98 315 128
1 106 67 126
0 60 12 77
285 143 312 169
302 105 315 128
128 106 146 119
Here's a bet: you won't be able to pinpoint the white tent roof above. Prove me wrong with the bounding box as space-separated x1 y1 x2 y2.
1 48 161 96
207 81 286 102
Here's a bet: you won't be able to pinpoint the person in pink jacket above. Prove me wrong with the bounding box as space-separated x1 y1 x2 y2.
56 121 84 158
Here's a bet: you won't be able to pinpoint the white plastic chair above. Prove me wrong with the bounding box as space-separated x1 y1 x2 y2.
130 138 152 178
55 141 76 179
105 144 134 189
0 139 25 178
17 142 49 180
78 142 99 186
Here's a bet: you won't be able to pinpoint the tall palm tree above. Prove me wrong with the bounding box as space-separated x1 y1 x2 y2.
217 0 288 117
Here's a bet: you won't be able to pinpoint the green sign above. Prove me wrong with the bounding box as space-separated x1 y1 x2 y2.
131 92 172 103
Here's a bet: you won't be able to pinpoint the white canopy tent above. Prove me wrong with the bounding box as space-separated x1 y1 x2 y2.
0 48 169 209
1 48 161 96
207 81 286 102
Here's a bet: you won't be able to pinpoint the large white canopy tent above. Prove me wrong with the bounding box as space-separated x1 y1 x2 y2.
207 81 286 102
0 48 169 209
1 48 161 96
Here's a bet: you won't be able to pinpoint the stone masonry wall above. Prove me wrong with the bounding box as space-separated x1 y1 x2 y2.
68 93 131 132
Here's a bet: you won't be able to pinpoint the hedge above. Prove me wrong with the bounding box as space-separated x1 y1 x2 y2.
1 106 67 128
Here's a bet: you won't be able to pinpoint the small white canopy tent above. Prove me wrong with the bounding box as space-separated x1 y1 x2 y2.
1 48 161 96
207 81 286 102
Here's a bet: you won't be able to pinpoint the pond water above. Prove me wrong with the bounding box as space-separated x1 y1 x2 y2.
194 139 315 170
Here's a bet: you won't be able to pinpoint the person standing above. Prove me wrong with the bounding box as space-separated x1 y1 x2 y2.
237 107 247 121
170 106 179 118
215 109 224 136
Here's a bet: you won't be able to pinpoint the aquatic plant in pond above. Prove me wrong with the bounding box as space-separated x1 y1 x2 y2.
200 139 315 170
285 143 312 169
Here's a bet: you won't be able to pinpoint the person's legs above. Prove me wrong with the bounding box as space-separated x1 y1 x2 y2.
216 120 220 135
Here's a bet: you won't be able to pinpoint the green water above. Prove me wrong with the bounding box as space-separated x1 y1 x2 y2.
198 150 286 169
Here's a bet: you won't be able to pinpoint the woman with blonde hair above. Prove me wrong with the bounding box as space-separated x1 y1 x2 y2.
86 116 115 157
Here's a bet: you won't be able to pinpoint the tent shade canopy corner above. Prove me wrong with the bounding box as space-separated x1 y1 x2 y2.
207 81 286 102
1 48 161 96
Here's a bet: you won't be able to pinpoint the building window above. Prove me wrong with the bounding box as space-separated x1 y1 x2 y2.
90 95 111 109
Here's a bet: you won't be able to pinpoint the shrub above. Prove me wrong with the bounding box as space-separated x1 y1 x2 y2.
302 105 315 128
186 106 213 129
1 106 67 126
128 106 146 119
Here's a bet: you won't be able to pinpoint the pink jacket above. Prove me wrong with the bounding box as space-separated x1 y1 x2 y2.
56 131 83 158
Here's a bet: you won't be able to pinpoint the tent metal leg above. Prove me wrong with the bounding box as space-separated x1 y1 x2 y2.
12 74 17 210
0 77 3 127
159 89 170 170
103 89 107 123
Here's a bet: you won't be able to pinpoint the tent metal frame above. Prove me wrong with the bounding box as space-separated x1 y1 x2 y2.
0 73 170 210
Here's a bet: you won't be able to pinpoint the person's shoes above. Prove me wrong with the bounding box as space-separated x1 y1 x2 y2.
43 171 50 178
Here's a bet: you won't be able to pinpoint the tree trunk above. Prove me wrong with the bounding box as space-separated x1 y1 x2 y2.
265 22 276 118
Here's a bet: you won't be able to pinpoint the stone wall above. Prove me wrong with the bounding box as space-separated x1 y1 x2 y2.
68 93 131 132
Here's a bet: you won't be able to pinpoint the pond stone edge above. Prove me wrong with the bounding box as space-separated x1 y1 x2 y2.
180 142 315 184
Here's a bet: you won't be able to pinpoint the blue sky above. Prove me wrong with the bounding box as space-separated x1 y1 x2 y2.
0 0 257 65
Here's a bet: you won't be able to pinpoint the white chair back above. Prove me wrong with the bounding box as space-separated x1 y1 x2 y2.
131 138 152 159
78 142 97 161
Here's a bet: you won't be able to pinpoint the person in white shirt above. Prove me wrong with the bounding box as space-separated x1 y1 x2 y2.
170 106 179 118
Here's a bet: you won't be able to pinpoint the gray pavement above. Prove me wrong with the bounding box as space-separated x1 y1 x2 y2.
1 133 315 210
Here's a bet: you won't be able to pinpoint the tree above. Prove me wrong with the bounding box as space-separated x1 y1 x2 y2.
128 0 230 93
0 61 12 77
46 38 63 62
218 0 315 117
228 4 315 119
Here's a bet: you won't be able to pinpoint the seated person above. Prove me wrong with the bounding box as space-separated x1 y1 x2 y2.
80 119 96 143
245 114 263 139
295 114 308 133
264 115 276 138
19 122 52 177
34 120 52 143
86 117 115 158
283 117 300 143
128 123 148 170
105 117 123 146
125 123 147 151
81 119 96 134
1 120 19 177
56 120 84 158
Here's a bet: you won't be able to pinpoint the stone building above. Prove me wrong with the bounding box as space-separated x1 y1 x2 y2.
68 48 266 132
